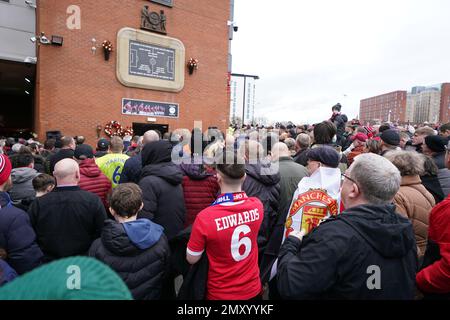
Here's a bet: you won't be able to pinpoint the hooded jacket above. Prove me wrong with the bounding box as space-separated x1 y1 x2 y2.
243 162 281 258
0 192 43 274
180 163 219 227
79 158 112 209
88 219 170 300
277 204 418 300
138 141 186 241
9 167 38 205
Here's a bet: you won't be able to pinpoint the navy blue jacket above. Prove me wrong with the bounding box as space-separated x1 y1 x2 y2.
0 192 43 274
119 154 142 184
89 219 170 300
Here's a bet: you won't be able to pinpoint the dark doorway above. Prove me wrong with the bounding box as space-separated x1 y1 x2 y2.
132 123 169 137
0 59 35 139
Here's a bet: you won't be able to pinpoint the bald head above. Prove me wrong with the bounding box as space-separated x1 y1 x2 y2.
53 158 80 185
143 130 160 145
271 142 290 161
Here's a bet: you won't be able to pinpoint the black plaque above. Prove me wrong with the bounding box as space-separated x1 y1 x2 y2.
129 40 175 81
150 0 173 8
122 98 179 118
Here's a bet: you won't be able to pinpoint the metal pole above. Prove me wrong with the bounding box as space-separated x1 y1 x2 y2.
242 76 246 125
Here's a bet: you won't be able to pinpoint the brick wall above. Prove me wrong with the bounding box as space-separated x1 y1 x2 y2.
359 91 407 123
440 83 450 124
35 0 230 145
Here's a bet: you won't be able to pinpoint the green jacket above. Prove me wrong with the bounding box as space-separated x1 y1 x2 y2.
277 157 309 217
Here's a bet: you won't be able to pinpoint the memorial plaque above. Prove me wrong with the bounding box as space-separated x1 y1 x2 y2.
150 0 173 8
129 41 175 81
122 98 179 118
116 28 185 92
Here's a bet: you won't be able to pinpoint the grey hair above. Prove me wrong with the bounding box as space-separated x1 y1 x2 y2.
296 133 311 149
384 150 425 176
350 153 401 205
284 138 296 151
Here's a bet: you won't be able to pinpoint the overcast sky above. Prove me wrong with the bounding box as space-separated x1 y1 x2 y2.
231 0 450 124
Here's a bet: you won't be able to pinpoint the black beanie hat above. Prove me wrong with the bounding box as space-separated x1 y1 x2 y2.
380 129 400 146
424 135 446 153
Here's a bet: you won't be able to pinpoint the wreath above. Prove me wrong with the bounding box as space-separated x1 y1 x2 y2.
103 121 134 137
104 121 123 137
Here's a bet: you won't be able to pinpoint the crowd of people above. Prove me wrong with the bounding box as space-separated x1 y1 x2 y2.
0 104 449 300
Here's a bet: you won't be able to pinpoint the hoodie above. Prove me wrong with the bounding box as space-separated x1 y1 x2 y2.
78 158 112 209
139 141 186 240
88 219 169 300
9 167 38 204
277 203 418 300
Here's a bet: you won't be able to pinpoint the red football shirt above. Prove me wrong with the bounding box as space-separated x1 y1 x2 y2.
187 194 263 300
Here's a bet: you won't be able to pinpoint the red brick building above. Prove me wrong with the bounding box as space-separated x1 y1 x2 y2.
359 91 407 123
440 83 450 124
34 0 230 143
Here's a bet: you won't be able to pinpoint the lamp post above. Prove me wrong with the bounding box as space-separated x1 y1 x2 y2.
231 73 259 126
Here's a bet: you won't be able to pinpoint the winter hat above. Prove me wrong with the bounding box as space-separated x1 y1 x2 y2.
380 129 400 146
424 135 446 153
74 144 94 159
0 154 12 186
332 103 342 112
0 257 132 300
97 139 110 151
307 146 340 168
351 133 368 142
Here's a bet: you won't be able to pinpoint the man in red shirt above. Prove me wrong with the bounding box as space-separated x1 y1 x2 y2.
186 153 263 300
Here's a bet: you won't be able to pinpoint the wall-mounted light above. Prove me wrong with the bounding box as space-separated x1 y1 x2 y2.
91 38 98 55
25 78 31 83
25 91 30 95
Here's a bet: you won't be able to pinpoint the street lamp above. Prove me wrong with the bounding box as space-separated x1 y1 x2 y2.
231 73 259 126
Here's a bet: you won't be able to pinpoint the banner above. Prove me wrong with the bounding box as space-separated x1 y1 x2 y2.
283 167 342 240
122 98 179 118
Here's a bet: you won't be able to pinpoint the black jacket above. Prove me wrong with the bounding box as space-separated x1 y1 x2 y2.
89 219 170 300
0 192 43 275
331 113 348 146
28 186 107 261
421 174 445 204
242 162 280 257
138 141 186 241
277 204 418 300
49 148 74 174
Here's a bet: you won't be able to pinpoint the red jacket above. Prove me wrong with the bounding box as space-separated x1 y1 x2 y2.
180 164 219 227
416 195 450 294
79 159 112 210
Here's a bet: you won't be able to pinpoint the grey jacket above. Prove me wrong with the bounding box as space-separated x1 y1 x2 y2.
432 152 450 197
9 167 38 203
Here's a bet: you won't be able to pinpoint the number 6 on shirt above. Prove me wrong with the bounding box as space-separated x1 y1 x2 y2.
231 225 252 262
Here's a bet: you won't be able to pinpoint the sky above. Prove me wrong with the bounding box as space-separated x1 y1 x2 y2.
231 0 450 124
